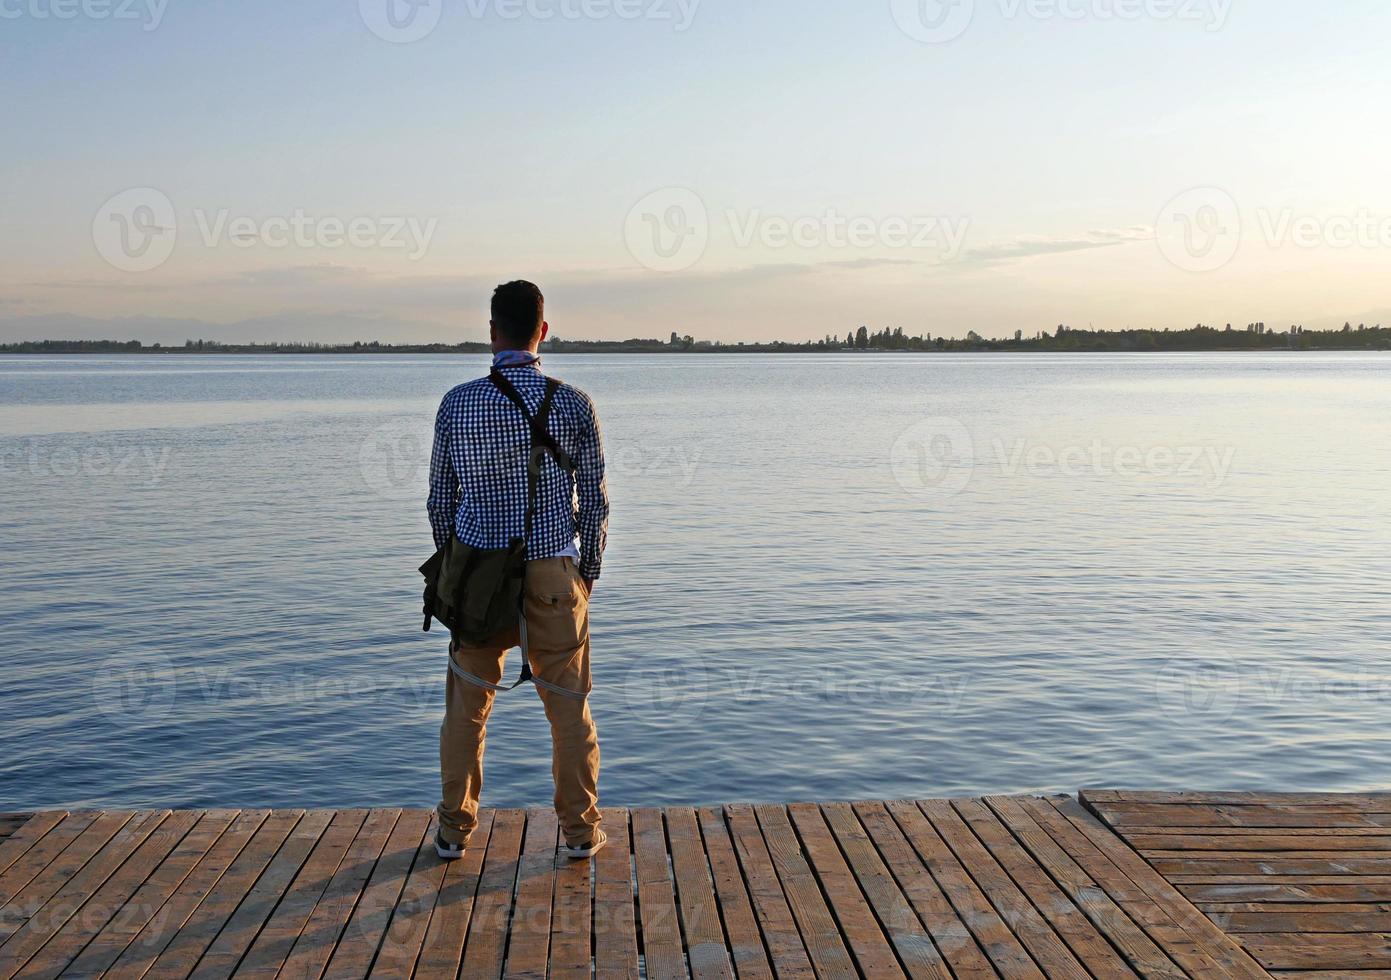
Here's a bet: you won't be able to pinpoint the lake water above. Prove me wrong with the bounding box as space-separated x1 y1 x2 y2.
2 352 1389 811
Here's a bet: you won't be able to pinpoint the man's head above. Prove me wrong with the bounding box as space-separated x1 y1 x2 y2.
490 280 548 351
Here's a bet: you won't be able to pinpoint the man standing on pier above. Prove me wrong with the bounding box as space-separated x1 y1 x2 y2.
427 280 609 860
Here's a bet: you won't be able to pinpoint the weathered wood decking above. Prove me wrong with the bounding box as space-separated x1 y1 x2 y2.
0 792 1374 977
1084 789 1391 977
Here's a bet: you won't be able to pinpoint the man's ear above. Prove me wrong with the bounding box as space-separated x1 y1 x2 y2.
540 321 549 343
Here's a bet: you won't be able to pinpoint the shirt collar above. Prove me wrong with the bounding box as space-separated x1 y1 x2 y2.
492 349 541 369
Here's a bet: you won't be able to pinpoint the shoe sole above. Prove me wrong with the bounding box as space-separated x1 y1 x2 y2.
435 842 464 861
564 838 607 860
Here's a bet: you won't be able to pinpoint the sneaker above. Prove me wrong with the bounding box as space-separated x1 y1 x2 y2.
563 828 608 860
435 831 465 861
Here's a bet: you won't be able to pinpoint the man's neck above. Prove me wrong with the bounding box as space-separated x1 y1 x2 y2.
493 348 541 367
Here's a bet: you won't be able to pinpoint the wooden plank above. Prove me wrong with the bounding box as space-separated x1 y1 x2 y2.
549 818 592 980
1091 803 1391 829
1084 790 1391 807
1184 882 1391 904
632 807 687 980
951 799 1138 978
1213 910 1391 933
232 808 367 979
187 808 335 979
984 797 1187 979
852 802 995 979
885 800 1043 978
695 806 772 980
366 815 446 978
784 803 907 979
593 808 638 980
501 808 560 980
723 805 814 979
273 808 399 980
100 809 271 980
922 799 1089 980
1174 878 1391 889
1155 856 1391 877
822 802 961 979
136 809 305 979
413 809 493 980
1132 833 1391 850
459 808 525 980
17 810 201 980
0 812 106 912
1238 932 1391 970
666 807 735 980
322 809 430 979
750 804 857 979
1030 796 1270 980
0 814 68 878
0 816 32 841
60 810 241 978
0 811 169 980
1201 902 1391 913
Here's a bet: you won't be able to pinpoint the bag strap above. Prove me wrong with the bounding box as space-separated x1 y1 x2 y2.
485 368 573 693
489 369 576 473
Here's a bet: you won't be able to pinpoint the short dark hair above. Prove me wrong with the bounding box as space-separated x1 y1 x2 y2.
491 280 545 346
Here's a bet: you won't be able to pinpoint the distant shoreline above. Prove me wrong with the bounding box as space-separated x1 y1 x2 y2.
2 322 1389 355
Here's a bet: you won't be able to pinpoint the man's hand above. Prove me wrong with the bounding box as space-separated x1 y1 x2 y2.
581 578 595 598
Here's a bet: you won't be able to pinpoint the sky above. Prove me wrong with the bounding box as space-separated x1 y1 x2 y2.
2 0 1390 344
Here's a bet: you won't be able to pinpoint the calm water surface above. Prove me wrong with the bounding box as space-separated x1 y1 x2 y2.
2 352 1389 809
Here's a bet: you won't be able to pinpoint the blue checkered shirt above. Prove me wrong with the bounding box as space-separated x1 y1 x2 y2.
427 359 609 580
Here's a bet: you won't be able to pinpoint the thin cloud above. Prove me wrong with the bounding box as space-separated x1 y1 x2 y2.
950 227 1154 268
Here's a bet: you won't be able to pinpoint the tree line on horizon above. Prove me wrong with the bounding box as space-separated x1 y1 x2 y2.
3 321 1389 354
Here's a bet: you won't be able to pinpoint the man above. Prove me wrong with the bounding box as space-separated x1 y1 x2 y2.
427 280 609 860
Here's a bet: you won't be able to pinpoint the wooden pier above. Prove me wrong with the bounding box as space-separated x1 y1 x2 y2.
0 791 1383 977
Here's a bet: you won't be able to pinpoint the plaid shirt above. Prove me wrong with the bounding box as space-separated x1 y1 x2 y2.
427 358 609 579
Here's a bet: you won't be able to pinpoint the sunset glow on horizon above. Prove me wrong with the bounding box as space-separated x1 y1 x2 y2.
3 0 1390 345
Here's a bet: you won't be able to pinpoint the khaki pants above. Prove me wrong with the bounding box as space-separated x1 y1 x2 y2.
438 556 601 848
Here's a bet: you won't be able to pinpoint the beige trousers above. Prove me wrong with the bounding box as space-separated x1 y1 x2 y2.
437 556 601 848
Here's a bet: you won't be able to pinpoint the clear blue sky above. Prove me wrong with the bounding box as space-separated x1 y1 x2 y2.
3 0 1389 343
